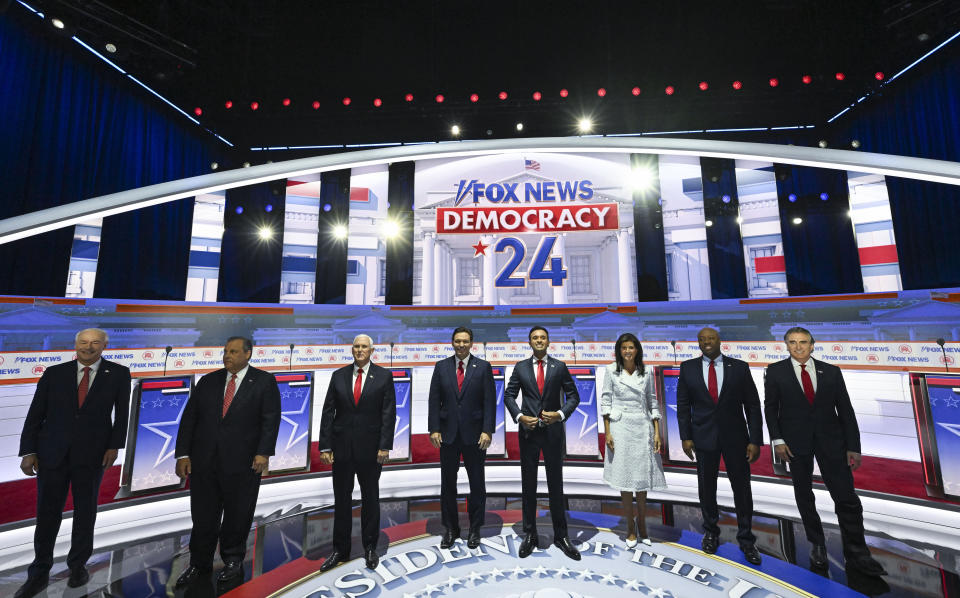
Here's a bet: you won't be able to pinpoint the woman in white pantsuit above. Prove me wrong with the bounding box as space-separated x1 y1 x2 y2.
601 332 667 547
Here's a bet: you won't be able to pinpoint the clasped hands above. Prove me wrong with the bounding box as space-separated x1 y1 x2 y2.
519 410 562 430
430 431 492 450
774 443 862 471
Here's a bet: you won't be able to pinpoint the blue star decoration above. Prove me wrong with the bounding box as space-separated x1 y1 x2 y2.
140 399 190 469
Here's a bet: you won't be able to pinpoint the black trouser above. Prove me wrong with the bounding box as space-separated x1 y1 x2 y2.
439 437 487 532
695 444 756 547
188 467 261 569
332 456 382 554
29 454 104 578
789 450 868 557
519 428 567 538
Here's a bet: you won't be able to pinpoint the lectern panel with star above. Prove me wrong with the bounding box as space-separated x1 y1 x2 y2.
268 371 315 474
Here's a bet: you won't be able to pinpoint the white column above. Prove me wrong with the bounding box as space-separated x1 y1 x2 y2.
617 227 634 302
422 233 435 305
482 235 496 305
433 239 445 305
552 233 568 304
445 243 454 304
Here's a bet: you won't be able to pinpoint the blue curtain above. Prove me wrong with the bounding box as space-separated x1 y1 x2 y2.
837 52 960 289
631 154 667 302
700 158 748 299
385 162 415 306
0 10 222 297
774 165 863 296
315 169 351 304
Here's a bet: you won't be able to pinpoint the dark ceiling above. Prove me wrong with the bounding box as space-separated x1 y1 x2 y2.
16 0 960 152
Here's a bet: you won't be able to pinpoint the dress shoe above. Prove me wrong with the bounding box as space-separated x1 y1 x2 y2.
848 554 887 576
440 528 460 549
467 529 481 549
625 535 638 549
67 566 90 588
364 549 378 570
553 537 582 561
13 575 48 598
518 533 538 558
319 549 346 573
175 565 210 588
216 561 243 583
810 544 828 569
701 532 719 554
740 544 762 566
640 537 653 546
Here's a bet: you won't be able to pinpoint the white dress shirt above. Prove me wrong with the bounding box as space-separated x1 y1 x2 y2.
771 357 818 447
224 364 249 398
513 356 566 422
701 353 724 394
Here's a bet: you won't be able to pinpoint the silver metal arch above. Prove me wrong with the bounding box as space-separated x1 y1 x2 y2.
3 135 959 245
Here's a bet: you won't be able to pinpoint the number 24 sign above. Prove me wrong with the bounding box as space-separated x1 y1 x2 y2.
493 236 567 287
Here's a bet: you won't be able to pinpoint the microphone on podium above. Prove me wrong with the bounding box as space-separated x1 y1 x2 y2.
289 343 295 371
163 346 173 376
390 341 395 367
670 340 677 365
937 338 949 373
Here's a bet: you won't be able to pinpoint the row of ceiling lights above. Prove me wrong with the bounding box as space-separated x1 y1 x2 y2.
193 72 885 116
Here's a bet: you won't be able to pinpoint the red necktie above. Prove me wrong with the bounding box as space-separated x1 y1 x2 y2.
354 368 363 405
536 360 545 394
707 360 718 403
800 363 815 405
77 366 91 408
457 361 464 392
222 374 237 417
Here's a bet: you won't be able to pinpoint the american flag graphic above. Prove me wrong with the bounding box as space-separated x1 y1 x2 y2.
524 159 541 171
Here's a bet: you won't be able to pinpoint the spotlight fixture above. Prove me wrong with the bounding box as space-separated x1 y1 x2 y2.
104 43 117 53
732 80 742 90
242 162 251 168
470 93 479 103
435 94 445 103
874 71 884 81
851 139 861 149
705 220 713 227
210 162 219 170
792 217 803 225
788 193 798 202
405 93 414 102
224 100 233 109
802 75 812 84
835 72 845 81
373 98 382 107
193 107 202 116
51 18 65 29
235 206 244 214
342 97 352 106
312 100 320 109
498 91 508 100
332 224 349 240
698 81 708 91
818 140 828 148
258 226 274 240
516 123 524 131
265 204 274 212
721 195 731 203
382 219 402 239
532 91 542 101
629 167 656 191
820 193 829 201
596 88 606 97
250 101 259 111
664 85 675 95
577 118 592 133
322 203 332 212
451 124 461 136
631 86 641 96
282 98 291 107
559 88 569 98
768 78 779 87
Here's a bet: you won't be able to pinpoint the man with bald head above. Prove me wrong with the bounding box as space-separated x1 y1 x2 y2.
17 328 131 597
676 327 763 565
317 334 397 572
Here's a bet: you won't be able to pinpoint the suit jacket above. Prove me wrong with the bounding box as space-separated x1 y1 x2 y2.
503 355 580 440
764 358 860 455
175 366 281 474
427 354 496 445
318 362 397 462
20 359 131 468
676 355 762 451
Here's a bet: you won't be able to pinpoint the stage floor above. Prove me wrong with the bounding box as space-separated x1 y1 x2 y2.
1 495 957 597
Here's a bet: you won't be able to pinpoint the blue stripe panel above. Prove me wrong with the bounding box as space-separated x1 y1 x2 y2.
701 158 748 299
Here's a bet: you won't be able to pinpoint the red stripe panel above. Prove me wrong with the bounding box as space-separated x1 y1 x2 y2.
858 244 899 265
663 368 680 375
754 255 785 274
391 369 410 377
141 380 185 389
568 368 593 375
274 374 306 382
926 377 960 387
350 187 370 202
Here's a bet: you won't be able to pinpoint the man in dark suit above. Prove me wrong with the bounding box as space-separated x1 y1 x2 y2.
764 326 886 575
504 326 581 560
428 326 496 549
174 336 281 587
676 327 763 565
16 328 131 598
317 334 397 572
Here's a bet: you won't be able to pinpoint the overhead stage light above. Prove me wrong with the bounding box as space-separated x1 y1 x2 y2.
193 107 202 116
470 93 479 103
332 224 349 240
664 86 675 95
451 125 461 136
405 93 414 102
498 91 508 100
629 167 656 191
51 18 65 29
105 43 117 53
532 91 542 101
768 78 779 87
312 100 320 109
802 75 812 84
342 97 351 106
597 88 606 97
835 72 846 81
874 71 885 81
282 98 291 106
577 118 592 133
250 101 259 111
435 94 445 103
258 226 274 240
818 140 828 148
851 139 861 149
382 219 402 239
373 98 382 107
705 220 713 227
732 80 742 90
224 100 233 109
721 195 731 203
699 81 709 91
559 88 569 98
631 87 641 96
792 217 803 225
516 122 524 131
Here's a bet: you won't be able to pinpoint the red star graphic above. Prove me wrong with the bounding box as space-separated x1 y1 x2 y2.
472 239 489 256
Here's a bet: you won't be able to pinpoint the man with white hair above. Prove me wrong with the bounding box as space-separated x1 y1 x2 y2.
16 328 131 597
317 334 397 572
